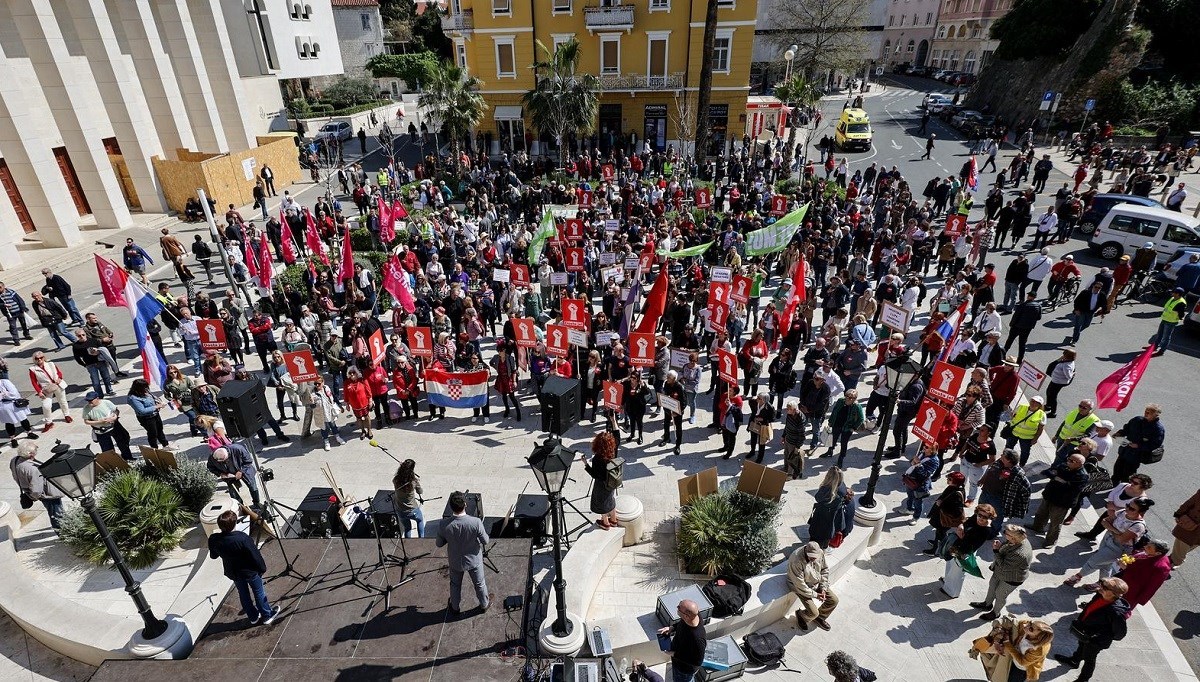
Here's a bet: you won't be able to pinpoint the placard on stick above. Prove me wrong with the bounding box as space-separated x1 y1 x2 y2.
94 450 131 475
678 467 720 506
737 460 788 502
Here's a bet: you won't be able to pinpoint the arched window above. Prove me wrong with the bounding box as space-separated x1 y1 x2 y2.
957 25 968 39
906 39 915 55
963 50 976 73
937 25 947 39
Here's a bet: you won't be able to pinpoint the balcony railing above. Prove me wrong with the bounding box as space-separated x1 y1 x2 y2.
597 72 684 91
440 10 474 34
584 5 634 30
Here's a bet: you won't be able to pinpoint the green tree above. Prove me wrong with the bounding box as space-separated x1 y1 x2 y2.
418 63 487 173
1107 77 1200 131
378 0 451 58
522 38 601 167
365 52 440 89
773 75 821 176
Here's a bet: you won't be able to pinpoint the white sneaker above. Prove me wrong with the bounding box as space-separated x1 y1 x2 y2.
262 609 281 626
470 416 478 423
323 440 330 451
335 436 346 445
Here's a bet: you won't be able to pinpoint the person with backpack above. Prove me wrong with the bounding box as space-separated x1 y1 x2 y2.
582 431 621 529
1052 578 1130 680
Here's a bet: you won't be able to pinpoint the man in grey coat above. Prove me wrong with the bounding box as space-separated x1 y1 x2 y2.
971 523 1033 620
437 491 492 614
9 442 63 529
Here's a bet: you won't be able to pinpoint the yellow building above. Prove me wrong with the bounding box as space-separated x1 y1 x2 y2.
440 0 757 157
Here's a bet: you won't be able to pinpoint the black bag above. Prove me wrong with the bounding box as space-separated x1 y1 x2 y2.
743 631 785 666
1140 446 1164 465
702 574 751 618
19 491 34 510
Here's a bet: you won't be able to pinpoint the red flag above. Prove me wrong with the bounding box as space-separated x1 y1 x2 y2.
778 258 807 333
392 199 409 220
95 254 127 307
243 238 258 279
635 271 669 334
377 195 394 244
1095 345 1155 411
279 217 298 265
337 226 354 281
382 254 416 313
259 233 273 291
304 209 329 266
967 155 979 191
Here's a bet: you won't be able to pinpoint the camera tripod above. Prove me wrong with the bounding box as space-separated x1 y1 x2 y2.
242 436 310 584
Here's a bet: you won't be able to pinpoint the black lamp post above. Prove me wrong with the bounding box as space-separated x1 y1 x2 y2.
860 354 925 509
528 437 576 638
39 446 170 640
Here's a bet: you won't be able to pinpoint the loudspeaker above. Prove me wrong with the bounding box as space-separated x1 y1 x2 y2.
499 493 550 542
370 489 401 539
539 375 581 436
216 379 270 438
297 487 336 538
443 491 483 520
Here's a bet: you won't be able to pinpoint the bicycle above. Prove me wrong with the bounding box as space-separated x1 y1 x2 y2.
1042 276 1080 311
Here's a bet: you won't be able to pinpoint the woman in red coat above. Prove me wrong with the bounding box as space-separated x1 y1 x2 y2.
1115 539 1173 617
391 355 420 421
343 368 373 440
366 360 391 429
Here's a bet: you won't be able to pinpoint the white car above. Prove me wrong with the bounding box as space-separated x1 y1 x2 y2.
922 94 953 112
315 121 352 143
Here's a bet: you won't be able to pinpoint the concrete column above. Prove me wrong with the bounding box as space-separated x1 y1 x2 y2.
112 0 197 156
0 182 27 270
150 0 229 152
68 0 168 213
187 0 257 152
10 0 133 231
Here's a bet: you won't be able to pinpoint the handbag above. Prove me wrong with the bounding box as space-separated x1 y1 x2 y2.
19 491 34 510
1140 446 1164 464
1000 409 1035 441
13 398 29 408
829 531 845 548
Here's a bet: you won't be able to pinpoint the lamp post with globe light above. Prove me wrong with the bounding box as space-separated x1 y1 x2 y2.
860 354 926 510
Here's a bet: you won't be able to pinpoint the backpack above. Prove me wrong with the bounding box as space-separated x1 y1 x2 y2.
603 457 624 491
702 574 751 618
742 631 785 666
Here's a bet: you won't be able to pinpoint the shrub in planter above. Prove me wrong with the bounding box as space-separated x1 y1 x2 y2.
677 489 781 577
137 457 217 516
59 470 196 570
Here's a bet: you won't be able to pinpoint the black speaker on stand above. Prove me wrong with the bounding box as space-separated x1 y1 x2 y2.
538 375 581 436
216 379 270 438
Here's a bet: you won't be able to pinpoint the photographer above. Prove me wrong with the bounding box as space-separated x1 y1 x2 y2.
82 391 134 461
207 444 262 509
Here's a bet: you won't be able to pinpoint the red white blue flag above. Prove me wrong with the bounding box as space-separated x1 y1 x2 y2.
122 277 168 391
425 368 490 409
967 156 978 192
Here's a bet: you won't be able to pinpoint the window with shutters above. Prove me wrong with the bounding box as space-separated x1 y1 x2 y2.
495 37 516 77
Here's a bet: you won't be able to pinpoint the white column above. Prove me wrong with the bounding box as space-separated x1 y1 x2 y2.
11 0 133 230
187 0 256 151
69 0 168 213
151 0 229 152
113 0 198 156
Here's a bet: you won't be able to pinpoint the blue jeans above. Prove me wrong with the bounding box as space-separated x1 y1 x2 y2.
321 422 340 439
398 507 425 538
57 297 84 325
45 322 70 349
86 364 114 395
183 338 202 375
42 497 64 529
233 574 274 622
1071 310 1095 343
672 666 697 682
809 413 826 447
905 489 927 519
1154 320 1179 351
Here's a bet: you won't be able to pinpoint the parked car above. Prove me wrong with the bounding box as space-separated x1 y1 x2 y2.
931 69 952 81
893 63 913 75
922 93 954 112
938 104 965 120
1089 204 1200 261
950 73 977 86
910 65 933 77
1078 193 1164 236
315 121 353 143
951 110 984 130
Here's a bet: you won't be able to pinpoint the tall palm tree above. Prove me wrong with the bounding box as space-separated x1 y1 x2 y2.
418 63 487 173
773 75 821 178
694 0 720 169
522 38 601 167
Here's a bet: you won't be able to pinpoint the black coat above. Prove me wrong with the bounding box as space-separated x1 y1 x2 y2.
1072 595 1130 650
208 530 267 580
1010 301 1042 331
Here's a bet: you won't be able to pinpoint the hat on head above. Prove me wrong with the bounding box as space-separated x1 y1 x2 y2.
1120 255 1131 261
1029 395 1044 404
84 391 100 401
1003 355 1019 366
1173 287 1186 294
1098 420 1114 430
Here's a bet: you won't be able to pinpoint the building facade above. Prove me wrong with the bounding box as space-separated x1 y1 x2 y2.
327 0 385 81
0 0 342 269
929 0 1012 74
442 0 757 157
879 0 940 69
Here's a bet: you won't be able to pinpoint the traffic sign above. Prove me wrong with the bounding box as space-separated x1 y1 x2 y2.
1084 98 1096 112
1039 91 1054 112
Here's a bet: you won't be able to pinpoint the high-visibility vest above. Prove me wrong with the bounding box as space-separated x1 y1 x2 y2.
1162 296 1187 324
1056 408 1099 441
1010 404 1045 440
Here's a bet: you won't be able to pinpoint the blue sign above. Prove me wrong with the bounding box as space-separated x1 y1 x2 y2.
1084 99 1096 112
1042 91 1054 102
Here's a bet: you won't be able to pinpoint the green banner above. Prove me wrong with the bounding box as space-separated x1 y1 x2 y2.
656 241 714 258
527 208 557 265
744 203 810 256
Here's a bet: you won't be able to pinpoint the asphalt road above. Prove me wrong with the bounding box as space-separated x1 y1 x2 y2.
834 75 1200 669
4 79 1195 671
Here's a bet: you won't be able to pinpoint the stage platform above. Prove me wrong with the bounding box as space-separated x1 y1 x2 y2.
91 538 535 682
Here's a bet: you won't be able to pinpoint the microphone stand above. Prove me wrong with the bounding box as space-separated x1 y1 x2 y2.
242 436 310 584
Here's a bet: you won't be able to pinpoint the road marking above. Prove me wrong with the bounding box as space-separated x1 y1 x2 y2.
891 140 903 150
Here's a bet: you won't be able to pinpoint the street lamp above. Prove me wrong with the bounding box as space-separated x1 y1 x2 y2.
860 354 925 509
784 45 797 81
527 437 576 638
39 446 170 640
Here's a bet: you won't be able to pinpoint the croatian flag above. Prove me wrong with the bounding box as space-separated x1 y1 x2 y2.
425 368 490 409
937 300 970 360
122 275 169 391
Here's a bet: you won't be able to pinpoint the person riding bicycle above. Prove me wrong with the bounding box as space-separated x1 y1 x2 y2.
1131 242 1158 276
1046 254 1082 301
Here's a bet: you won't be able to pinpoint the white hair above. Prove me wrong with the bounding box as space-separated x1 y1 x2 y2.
211 448 229 462
783 396 800 410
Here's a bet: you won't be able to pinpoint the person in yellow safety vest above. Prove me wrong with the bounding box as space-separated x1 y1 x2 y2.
1003 395 1046 467
1051 399 1100 465
1153 287 1189 356
376 169 390 194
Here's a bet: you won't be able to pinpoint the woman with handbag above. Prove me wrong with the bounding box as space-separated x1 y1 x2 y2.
972 617 1053 681
808 467 849 549
925 471 968 555
1052 578 1130 680
308 376 344 451
1065 498 1153 587
941 504 996 598
267 351 300 422
738 329 768 396
127 379 171 450
901 443 941 524
0 377 37 449
745 393 776 464
957 424 997 505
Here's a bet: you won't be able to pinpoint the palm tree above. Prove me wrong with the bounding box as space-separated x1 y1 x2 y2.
773 75 821 178
694 0 720 169
417 63 487 174
522 38 601 167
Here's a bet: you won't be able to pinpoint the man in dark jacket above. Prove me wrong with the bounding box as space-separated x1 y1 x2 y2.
800 374 832 449
41 268 84 325
1069 280 1107 344
977 449 1031 537
207 444 262 508
888 376 926 459
1111 404 1166 484
1031 155 1053 193
1002 253 1028 308
1004 292 1041 362
1028 453 1088 547
1053 578 1130 680
208 510 279 626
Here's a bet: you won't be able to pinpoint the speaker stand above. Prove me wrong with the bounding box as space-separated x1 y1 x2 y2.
242 437 311 584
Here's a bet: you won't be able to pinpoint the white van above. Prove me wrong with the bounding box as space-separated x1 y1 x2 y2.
1088 204 1200 261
